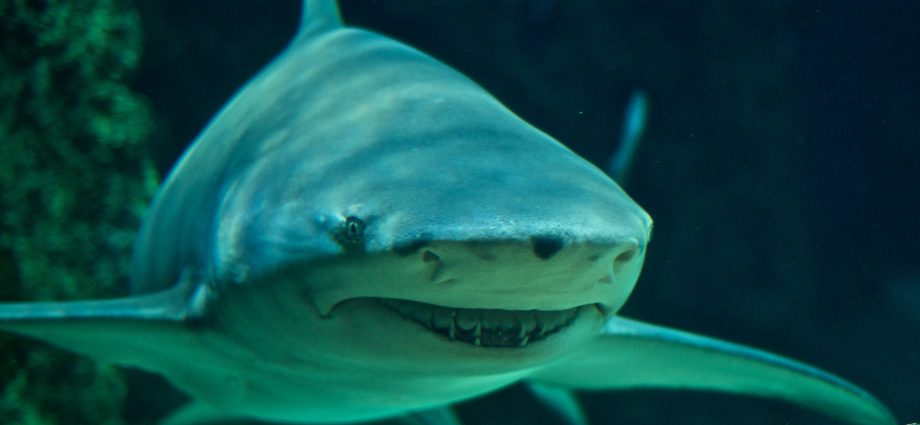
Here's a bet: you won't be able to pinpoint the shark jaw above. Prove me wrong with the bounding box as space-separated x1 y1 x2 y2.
274 238 644 357
377 298 589 348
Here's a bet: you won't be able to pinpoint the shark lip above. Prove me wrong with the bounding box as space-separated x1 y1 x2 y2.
377 298 583 348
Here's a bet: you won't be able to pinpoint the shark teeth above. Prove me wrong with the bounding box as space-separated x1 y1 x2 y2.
377 299 580 348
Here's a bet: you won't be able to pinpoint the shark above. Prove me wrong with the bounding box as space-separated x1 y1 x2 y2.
0 1 897 425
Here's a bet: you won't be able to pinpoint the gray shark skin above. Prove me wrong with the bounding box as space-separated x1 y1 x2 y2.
0 1 897 425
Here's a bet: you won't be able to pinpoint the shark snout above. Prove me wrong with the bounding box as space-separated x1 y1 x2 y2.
394 236 645 312
527 235 643 288
305 233 647 316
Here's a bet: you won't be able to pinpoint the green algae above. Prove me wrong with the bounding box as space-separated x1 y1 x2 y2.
0 0 156 424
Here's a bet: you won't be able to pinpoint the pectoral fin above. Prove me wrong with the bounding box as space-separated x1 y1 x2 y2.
396 406 461 425
159 401 251 425
0 277 250 418
0 277 208 371
530 316 895 425
527 382 588 425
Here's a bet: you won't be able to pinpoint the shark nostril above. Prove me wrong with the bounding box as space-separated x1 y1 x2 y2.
422 250 440 263
531 236 564 260
601 246 641 285
614 248 637 266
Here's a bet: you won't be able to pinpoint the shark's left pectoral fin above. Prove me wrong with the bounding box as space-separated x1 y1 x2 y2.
530 316 896 425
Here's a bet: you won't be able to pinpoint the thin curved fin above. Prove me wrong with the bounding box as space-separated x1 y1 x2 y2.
530 316 896 425
528 382 588 425
606 89 648 184
159 401 251 425
396 406 461 425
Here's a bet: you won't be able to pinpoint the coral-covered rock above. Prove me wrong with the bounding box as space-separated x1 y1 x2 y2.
0 1 155 424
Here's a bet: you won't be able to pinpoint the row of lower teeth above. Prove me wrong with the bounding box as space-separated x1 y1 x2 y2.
378 299 580 347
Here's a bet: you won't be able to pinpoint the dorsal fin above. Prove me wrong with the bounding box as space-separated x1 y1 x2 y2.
298 0 343 40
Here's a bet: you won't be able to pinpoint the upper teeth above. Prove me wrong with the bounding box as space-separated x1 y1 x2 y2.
378 299 581 347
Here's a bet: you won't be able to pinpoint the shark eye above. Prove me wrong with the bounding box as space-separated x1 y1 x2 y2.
341 216 365 244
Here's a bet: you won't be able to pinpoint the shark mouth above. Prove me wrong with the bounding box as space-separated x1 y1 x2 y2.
377 299 581 348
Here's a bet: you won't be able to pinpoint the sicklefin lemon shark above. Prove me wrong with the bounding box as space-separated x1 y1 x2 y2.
0 2 897 425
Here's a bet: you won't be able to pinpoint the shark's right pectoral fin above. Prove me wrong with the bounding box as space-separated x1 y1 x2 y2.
0 277 249 422
529 316 896 425
0 277 227 377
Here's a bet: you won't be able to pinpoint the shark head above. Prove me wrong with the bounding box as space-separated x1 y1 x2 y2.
206 34 652 380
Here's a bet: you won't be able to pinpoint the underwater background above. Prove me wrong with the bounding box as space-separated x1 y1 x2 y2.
1 0 918 424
